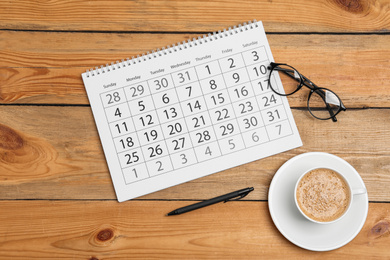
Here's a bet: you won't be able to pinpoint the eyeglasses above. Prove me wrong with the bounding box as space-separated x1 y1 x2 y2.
267 62 346 122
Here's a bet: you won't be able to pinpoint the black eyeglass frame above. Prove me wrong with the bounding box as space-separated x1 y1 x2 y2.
267 62 346 122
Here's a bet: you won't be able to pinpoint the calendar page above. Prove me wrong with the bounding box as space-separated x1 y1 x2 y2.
82 21 302 202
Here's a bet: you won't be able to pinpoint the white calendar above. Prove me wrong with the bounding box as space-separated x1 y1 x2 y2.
82 21 302 202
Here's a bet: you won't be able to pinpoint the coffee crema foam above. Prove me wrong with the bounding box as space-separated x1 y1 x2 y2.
296 168 350 222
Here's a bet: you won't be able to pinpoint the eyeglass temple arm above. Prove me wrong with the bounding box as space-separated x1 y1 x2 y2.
271 63 323 90
274 66 315 89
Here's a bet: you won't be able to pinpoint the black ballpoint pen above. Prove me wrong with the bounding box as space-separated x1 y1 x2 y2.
166 187 254 216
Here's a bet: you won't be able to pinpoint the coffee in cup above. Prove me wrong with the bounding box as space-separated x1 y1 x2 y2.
294 168 361 223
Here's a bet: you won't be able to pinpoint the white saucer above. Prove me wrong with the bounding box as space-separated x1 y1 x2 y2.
268 152 368 251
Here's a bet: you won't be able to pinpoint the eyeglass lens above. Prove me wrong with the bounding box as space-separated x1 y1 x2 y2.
270 64 302 96
308 88 342 120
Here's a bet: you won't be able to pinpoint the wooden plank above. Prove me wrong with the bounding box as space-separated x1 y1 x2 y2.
0 0 389 32
0 200 389 259
0 106 389 201
1 31 389 107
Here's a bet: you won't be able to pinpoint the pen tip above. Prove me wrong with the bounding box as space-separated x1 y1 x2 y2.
166 211 178 216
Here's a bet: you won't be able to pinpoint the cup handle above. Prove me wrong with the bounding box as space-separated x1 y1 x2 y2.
352 188 367 196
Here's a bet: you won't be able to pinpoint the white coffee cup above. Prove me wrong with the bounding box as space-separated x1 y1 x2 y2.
294 167 366 224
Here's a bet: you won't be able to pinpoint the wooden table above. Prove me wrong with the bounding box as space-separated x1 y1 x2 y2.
1 0 389 258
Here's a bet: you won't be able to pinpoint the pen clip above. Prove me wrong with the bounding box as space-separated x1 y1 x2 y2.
224 191 251 203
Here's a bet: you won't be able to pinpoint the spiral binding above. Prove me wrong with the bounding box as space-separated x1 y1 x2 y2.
85 20 259 78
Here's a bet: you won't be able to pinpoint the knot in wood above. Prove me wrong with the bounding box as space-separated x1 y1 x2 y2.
369 220 390 239
0 124 24 150
97 228 114 242
333 0 365 14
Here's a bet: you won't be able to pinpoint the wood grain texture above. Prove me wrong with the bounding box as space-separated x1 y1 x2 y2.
1 31 389 107
0 200 389 259
1 0 389 258
1 106 389 201
0 0 390 32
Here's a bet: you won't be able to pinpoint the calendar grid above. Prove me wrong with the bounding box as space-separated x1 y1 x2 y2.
83 21 302 201
98 46 297 185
